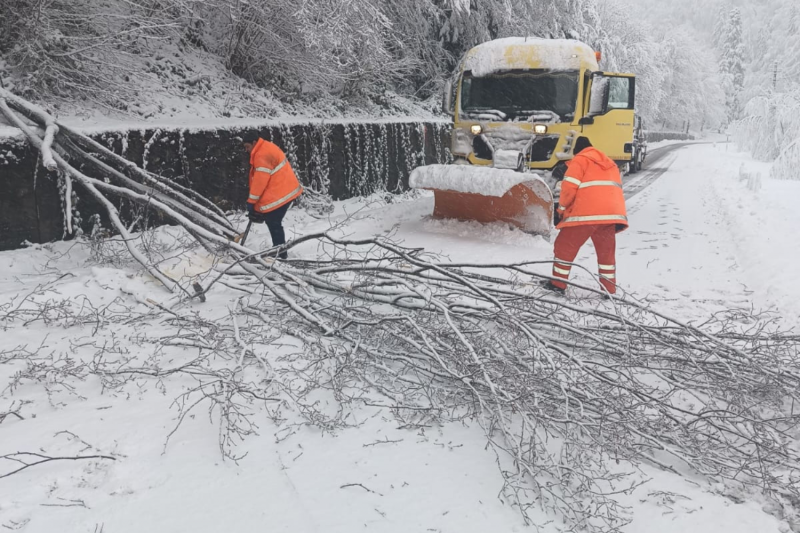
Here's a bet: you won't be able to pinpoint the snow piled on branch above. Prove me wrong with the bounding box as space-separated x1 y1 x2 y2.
732 90 800 181
773 139 800 181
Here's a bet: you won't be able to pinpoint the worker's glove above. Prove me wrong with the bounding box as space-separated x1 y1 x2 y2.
554 209 562 226
246 203 260 221
552 162 567 182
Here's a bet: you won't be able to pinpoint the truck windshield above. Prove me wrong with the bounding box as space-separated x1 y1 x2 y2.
460 70 579 122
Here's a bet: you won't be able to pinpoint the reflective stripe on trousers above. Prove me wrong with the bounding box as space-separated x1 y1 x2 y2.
599 261 616 281
553 257 572 280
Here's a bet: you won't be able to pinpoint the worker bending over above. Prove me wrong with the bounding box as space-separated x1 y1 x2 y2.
543 137 628 296
241 132 303 259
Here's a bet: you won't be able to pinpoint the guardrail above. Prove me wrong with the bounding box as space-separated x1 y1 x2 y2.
645 131 696 143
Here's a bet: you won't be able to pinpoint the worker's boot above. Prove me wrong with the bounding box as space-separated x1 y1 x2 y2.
539 279 566 295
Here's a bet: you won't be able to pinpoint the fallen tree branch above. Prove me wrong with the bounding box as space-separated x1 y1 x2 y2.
3 86 800 532
0 452 117 480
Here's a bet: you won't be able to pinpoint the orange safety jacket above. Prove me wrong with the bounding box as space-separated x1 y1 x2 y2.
247 138 303 213
556 147 628 232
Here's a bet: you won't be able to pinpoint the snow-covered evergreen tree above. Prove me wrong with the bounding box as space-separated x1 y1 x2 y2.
730 0 800 179
718 8 745 122
712 4 729 50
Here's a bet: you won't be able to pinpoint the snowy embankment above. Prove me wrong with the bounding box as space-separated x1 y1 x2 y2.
2 144 799 533
0 31 441 133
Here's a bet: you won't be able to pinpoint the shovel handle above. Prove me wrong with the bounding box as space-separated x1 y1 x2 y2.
236 220 253 246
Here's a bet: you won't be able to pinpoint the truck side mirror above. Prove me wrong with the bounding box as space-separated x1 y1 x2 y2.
579 116 595 125
442 80 454 116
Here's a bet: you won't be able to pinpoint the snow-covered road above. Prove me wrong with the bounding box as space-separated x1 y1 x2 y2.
2 142 798 533
622 143 799 321
282 142 798 321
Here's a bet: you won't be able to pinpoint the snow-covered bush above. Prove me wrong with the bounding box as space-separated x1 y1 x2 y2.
732 90 800 180
0 0 178 109
0 0 730 120
772 138 800 181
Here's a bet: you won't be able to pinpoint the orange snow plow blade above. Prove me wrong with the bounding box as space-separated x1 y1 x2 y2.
410 165 554 235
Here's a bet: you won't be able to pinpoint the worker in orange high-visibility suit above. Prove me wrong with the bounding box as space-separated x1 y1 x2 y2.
240 132 303 259
542 137 628 296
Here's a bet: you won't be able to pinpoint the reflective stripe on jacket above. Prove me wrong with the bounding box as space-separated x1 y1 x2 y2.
248 138 303 213
556 147 628 232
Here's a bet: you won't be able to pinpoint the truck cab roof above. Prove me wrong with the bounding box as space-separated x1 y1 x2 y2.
462 38 600 78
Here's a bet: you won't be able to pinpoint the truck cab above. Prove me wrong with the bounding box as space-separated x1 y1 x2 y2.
443 38 636 179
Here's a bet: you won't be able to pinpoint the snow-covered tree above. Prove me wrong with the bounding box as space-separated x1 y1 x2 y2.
729 0 800 178
658 28 727 130
0 0 735 127
593 0 668 124
712 4 729 50
593 0 726 131
718 7 745 122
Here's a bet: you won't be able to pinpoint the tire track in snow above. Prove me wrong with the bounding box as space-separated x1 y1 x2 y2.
623 143 690 199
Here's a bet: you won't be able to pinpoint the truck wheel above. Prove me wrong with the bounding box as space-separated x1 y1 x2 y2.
628 155 638 174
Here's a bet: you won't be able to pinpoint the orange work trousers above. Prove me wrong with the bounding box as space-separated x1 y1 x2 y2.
552 224 618 294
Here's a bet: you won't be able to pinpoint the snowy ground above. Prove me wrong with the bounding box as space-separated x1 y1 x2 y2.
1 143 797 532
621 142 800 322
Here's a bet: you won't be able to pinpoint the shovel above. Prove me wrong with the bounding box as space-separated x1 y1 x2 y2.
233 220 253 247
195 220 252 304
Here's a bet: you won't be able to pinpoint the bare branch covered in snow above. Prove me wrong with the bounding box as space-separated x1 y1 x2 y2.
3 89 800 532
0 401 28 424
4 221 800 531
0 451 117 480
0 88 244 294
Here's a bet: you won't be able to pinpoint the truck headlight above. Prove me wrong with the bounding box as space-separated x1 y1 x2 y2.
470 124 483 136
534 124 548 135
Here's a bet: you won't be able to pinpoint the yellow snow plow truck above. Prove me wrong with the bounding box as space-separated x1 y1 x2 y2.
410 37 636 235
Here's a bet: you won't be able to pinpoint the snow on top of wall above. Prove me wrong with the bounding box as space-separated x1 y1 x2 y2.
0 115 449 140
70 115 449 135
410 164 551 198
463 38 598 78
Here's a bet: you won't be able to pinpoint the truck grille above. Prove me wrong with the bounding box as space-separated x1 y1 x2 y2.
472 136 493 160
527 136 559 162
472 133 560 163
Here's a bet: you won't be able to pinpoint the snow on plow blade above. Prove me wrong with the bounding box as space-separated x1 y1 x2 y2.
410 165 554 235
